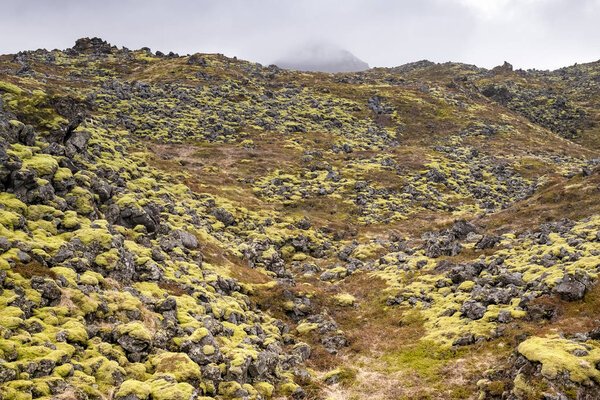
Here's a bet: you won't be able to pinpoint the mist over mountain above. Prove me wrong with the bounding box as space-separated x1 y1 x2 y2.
273 42 369 73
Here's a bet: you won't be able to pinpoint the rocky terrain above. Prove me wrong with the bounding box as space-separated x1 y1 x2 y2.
0 37 600 399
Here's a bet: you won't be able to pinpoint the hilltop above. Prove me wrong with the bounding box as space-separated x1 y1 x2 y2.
272 43 369 73
1 37 600 400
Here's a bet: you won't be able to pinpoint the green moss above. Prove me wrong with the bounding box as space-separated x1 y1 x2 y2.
323 366 357 386
188 327 209 342
0 339 17 360
457 280 475 291
0 80 24 95
73 226 113 249
353 243 385 261
80 270 104 285
53 363 73 377
116 194 142 209
381 341 459 382
62 320 89 344
118 322 152 342
512 373 541 398
125 363 148 380
0 210 21 229
116 379 151 399
0 306 24 329
21 154 59 176
149 352 201 382
62 210 80 229
334 293 357 306
150 379 196 400
134 282 165 298
202 345 216 355
94 249 120 270
296 322 318 335
50 267 77 286
53 167 73 181
31 378 52 396
280 381 300 395
7 143 33 159
517 335 600 384
81 356 126 390
64 288 99 315
0 193 27 213
2 380 33 400
69 187 95 214
103 290 141 314
254 381 274 398
218 381 243 397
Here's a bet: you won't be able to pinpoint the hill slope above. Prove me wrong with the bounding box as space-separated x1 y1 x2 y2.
1 37 600 400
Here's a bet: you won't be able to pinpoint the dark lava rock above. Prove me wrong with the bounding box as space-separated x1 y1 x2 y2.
459 300 487 320
554 274 589 301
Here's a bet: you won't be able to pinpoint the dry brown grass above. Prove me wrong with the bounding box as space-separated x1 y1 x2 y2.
483 171 600 234
528 284 600 336
58 290 77 310
139 304 159 335
13 261 58 280
157 281 188 296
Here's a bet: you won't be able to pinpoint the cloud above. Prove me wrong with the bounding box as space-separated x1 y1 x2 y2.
0 0 598 70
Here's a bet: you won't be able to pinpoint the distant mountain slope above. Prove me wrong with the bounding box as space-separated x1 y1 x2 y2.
273 42 369 73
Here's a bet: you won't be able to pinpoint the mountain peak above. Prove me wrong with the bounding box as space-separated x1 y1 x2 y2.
273 42 369 73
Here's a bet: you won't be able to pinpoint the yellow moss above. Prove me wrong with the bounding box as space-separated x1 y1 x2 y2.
21 154 59 176
116 379 151 399
50 267 77 286
149 378 196 400
53 363 72 378
512 373 539 398
73 226 113 249
353 242 385 261
280 381 300 395
149 352 201 382
0 193 27 213
334 293 357 306
254 381 274 398
118 322 152 342
458 280 475 291
79 270 104 286
0 210 21 229
53 167 73 181
62 210 80 229
0 80 24 95
62 320 89 344
0 306 24 329
94 249 120 270
218 381 243 397
517 335 600 384
134 282 165 298
296 322 318 335
188 327 209 342
69 187 95 214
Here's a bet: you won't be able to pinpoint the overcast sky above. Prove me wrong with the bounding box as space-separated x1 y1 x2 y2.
1 0 599 70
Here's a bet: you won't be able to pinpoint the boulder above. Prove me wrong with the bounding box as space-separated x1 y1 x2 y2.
554 274 589 301
459 300 487 320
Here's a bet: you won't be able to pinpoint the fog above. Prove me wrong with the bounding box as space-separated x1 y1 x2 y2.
0 0 599 70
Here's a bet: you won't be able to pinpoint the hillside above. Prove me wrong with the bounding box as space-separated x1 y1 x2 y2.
0 37 600 400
